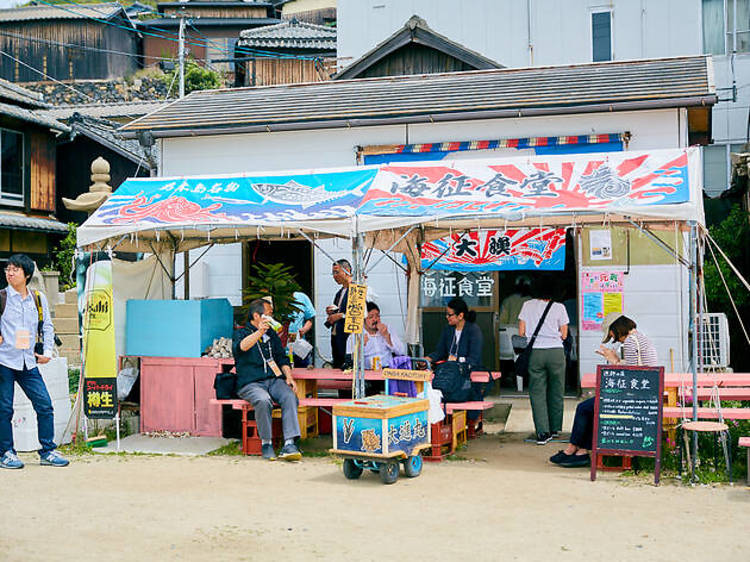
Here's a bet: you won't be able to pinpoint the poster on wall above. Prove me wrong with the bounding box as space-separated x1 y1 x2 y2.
581 270 624 331
589 230 613 261
420 228 566 271
77 254 118 418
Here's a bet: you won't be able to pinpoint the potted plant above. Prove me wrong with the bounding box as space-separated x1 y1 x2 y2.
241 263 303 343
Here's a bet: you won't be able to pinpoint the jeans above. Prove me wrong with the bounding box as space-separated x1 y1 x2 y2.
569 397 595 450
237 377 300 441
528 347 566 435
0 364 56 456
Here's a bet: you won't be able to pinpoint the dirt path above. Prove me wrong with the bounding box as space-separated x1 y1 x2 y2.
1 433 748 561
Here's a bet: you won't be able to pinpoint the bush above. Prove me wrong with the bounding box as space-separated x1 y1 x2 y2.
162 59 224 95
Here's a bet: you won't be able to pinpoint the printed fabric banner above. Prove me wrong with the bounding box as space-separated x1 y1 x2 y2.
359 150 691 217
420 228 566 271
78 255 118 418
581 270 625 331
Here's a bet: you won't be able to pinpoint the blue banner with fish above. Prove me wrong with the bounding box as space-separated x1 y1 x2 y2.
88 169 379 226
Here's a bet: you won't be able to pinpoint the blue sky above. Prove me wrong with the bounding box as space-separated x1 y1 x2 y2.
0 1 23 8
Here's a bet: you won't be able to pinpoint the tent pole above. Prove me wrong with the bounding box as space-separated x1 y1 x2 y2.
353 226 366 399
183 251 190 300
688 220 699 477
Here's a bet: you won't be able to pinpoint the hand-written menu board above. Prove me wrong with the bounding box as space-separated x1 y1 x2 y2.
591 365 664 484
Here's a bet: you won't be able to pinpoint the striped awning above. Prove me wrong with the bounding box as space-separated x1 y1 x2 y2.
362 132 629 156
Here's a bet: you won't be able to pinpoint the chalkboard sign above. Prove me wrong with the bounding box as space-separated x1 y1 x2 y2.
591 365 664 484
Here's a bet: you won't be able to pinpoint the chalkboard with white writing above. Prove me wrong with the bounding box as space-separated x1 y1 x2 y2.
590 365 664 484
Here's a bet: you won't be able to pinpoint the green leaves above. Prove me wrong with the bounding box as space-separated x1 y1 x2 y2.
243 262 303 322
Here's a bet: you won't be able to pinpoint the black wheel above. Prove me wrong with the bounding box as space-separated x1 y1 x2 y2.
379 461 399 485
403 455 423 478
343 458 363 479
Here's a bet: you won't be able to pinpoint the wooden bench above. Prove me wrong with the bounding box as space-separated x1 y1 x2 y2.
739 437 750 485
211 398 321 455
446 400 496 440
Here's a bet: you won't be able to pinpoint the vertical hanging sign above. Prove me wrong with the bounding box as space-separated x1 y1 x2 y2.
344 284 368 334
80 257 118 418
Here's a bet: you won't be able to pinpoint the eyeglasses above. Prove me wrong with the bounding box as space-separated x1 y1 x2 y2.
445 312 456 318
4 267 21 274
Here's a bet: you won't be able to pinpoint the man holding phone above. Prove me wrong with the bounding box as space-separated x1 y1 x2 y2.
233 298 301 461
0 253 68 469
346 302 405 369
324 259 351 369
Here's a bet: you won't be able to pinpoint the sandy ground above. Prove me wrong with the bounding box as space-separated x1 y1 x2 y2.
1 430 748 562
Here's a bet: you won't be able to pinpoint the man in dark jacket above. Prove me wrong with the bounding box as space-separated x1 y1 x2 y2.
324 259 351 369
233 299 301 461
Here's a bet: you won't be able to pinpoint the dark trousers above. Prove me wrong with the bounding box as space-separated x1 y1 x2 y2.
570 397 595 450
331 332 349 369
0 364 56 456
237 377 300 442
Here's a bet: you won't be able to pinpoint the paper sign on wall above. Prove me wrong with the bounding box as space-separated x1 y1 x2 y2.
589 230 612 261
581 271 624 331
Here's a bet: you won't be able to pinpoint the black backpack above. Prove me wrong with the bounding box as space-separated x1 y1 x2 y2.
432 361 472 402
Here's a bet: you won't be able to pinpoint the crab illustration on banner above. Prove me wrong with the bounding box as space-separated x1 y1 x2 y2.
421 228 566 271
358 150 691 217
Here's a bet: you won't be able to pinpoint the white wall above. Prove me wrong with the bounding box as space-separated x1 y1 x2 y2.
337 0 702 68
579 264 690 377
159 107 685 363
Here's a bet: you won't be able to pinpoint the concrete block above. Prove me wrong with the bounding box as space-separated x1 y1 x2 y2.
57 334 80 349
55 303 77 318
54 317 79 334
64 289 77 304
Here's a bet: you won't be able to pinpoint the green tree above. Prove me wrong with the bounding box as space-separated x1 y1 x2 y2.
162 60 224 95
51 223 77 291
243 263 303 323
704 205 750 308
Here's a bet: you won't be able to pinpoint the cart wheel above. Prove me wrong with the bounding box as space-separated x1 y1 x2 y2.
379 461 399 485
404 455 423 478
343 459 363 479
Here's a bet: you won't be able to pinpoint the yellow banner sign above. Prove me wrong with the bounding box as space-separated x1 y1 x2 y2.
344 283 367 334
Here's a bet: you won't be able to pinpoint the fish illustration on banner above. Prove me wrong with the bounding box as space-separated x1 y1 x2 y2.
252 179 368 208
421 229 566 271
358 151 691 217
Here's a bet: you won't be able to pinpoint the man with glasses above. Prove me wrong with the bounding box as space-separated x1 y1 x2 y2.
0 254 68 469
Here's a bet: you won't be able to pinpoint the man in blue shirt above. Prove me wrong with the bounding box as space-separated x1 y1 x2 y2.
0 254 68 469
288 291 315 367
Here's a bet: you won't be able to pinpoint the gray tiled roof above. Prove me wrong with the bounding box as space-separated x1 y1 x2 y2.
0 102 69 133
0 212 68 233
0 3 125 23
37 101 168 121
120 56 716 138
238 19 336 50
71 114 159 169
0 77 46 108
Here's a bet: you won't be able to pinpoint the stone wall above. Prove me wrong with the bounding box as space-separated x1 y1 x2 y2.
22 77 172 106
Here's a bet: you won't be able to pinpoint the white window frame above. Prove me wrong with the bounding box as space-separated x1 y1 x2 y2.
590 7 614 62
0 128 24 207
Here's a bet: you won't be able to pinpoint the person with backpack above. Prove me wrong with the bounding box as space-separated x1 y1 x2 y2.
518 278 569 445
0 254 68 469
426 297 483 402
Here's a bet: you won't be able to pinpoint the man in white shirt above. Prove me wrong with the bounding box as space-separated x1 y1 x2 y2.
346 302 406 369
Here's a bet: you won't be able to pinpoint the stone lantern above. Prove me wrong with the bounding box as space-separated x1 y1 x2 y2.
62 156 112 214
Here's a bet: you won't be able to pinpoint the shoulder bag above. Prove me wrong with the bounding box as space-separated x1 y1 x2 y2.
513 301 554 380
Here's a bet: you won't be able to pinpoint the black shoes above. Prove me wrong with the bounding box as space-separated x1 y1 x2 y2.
536 432 553 445
549 450 590 467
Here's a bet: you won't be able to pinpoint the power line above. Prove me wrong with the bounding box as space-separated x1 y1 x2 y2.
0 49 94 101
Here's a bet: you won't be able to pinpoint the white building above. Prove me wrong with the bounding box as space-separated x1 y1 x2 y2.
338 0 746 197
120 56 714 380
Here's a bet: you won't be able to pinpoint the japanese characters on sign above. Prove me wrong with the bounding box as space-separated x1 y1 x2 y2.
358 150 692 218
344 283 368 334
421 228 566 271
421 270 495 308
84 378 117 418
592 365 664 484
581 270 624 331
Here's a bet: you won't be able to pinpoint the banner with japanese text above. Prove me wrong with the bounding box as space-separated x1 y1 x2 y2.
420 228 566 271
78 255 118 418
359 150 691 218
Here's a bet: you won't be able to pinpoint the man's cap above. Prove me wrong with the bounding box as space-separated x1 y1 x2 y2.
601 312 624 343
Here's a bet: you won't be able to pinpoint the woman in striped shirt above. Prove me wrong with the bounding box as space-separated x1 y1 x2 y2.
549 313 658 468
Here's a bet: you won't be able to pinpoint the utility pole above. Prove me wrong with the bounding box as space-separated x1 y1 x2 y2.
178 14 186 98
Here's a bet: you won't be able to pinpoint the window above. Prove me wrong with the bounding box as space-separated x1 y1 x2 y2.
702 143 747 197
591 11 612 62
702 0 750 54
0 129 23 205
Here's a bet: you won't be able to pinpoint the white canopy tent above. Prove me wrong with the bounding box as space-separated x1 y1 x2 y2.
77 147 705 403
